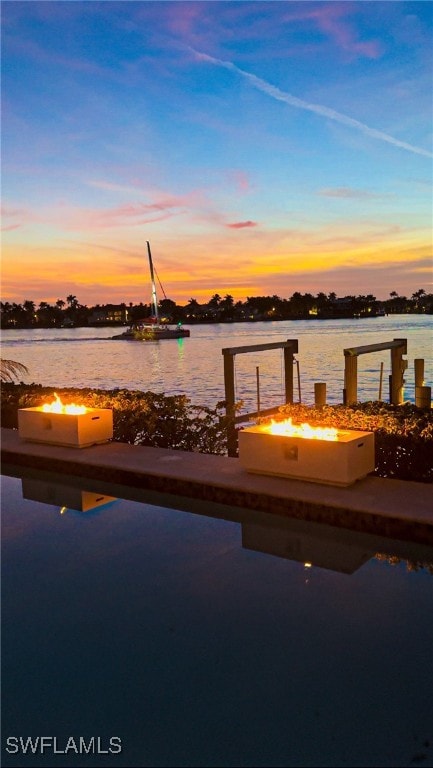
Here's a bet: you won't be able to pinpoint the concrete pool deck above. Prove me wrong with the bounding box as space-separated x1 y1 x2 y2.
1 427 432 545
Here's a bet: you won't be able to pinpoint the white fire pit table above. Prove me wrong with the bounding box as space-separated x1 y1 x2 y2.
18 394 113 448
239 419 375 487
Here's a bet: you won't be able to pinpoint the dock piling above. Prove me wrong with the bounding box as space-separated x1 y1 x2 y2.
414 359 430 408
415 386 431 409
344 338 407 405
415 359 425 388
314 382 327 407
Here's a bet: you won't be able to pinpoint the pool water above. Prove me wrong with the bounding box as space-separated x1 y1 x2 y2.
2 470 433 768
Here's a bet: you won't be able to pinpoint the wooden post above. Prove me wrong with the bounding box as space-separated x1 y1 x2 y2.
414 359 425 388
256 366 261 417
296 359 302 403
415 359 427 407
415 386 431 409
222 339 298 454
223 351 237 457
378 362 384 401
390 340 406 405
343 338 407 406
344 354 358 405
314 382 326 407
283 347 294 404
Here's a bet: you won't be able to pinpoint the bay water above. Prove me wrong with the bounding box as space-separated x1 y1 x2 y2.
1 315 431 411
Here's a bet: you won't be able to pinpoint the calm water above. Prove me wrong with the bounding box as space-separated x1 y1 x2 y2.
1 316 431 410
2 467 433 768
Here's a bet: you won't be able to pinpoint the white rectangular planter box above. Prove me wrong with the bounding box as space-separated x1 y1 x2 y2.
22 478 116 513
238 424 375 486
18 407 113 448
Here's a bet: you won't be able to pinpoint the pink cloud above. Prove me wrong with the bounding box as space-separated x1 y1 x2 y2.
3 182 235 235
1 205 32 230
227 221 257 229
282 3 382 60
166 3 205 39
315 6 382 60
48 187 211 231
228 170 252 193
176 3 382 63
64 203 182 230
1 223 21 232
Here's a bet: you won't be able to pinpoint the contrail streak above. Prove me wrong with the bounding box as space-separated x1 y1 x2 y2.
191 49 432 159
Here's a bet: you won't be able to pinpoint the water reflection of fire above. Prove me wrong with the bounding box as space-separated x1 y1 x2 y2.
264 418 339 442
42 393 87 415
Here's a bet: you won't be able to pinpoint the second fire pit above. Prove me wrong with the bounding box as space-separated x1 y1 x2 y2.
239 418 375 487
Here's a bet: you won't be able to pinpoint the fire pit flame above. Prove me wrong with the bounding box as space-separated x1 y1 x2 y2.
265 417 338 442
42 393 87 416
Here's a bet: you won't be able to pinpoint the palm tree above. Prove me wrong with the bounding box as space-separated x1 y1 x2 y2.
208 293 222 309
185 298 200 318
221 294 234 309
411 288 426 309
23 300 36 325
23 300 35 314
66 294 79 309
0 359 29 382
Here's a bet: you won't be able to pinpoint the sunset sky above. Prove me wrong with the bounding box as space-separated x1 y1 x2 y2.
2 0 432 306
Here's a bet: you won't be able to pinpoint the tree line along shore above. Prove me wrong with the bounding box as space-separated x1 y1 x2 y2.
1 289 431 329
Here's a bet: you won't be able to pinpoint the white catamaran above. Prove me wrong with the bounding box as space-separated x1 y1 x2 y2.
112 241 190 340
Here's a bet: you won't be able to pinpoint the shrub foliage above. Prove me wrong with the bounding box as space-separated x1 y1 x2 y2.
273 401 433 483
1 384 229 455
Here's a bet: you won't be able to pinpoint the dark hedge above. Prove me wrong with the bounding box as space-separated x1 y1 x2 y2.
1 383 229 455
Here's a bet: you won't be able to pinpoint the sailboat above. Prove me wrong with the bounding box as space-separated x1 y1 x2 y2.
112 241 190 340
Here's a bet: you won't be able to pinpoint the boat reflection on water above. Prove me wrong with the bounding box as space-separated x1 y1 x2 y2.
21 477 118 515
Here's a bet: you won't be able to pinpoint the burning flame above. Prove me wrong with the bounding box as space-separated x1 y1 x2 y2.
42 393 87 415
266 418 338 441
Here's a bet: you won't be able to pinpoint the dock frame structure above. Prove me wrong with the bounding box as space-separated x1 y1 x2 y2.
222 339 299 457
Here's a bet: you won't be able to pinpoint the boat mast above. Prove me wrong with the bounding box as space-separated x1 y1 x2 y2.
147 240 159 323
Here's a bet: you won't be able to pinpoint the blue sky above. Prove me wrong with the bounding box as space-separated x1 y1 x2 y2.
1 1 432 305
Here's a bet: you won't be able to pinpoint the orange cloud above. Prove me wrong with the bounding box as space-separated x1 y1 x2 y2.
2 219 430 305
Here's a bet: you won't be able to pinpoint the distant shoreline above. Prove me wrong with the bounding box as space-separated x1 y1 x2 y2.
2 290 431 331
3 310 433 331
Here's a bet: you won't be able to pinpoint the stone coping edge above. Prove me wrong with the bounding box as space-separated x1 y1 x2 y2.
1 428 432 546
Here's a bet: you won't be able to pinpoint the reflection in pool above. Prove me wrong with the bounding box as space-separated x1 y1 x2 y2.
2 468 433 767
21 476 118 515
